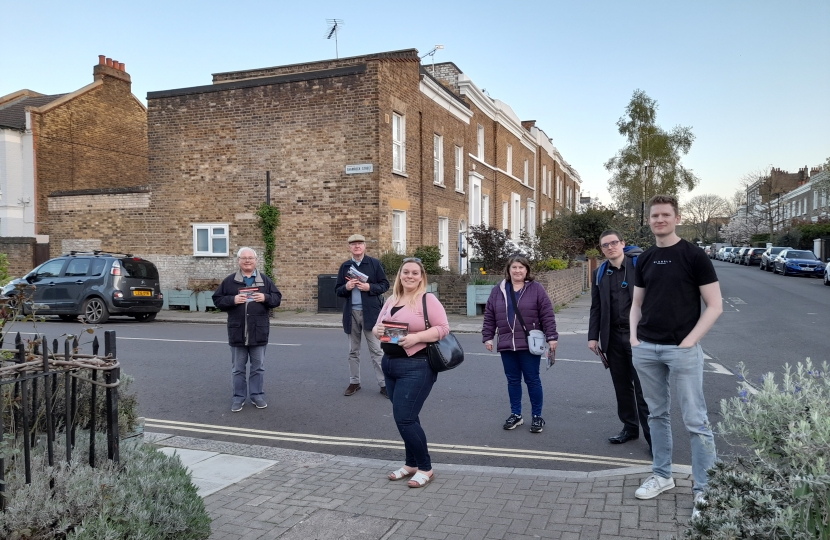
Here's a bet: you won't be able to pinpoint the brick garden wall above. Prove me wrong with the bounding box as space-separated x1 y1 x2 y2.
0 237 35 277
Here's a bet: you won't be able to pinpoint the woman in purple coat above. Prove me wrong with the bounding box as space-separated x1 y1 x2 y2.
482 255 558 433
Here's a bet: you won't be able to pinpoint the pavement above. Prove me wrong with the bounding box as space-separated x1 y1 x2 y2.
147 293 697 539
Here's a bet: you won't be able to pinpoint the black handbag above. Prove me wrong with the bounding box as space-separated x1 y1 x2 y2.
421 293 464 372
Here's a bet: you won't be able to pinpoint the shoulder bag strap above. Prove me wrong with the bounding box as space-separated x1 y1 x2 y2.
421 293 431 330
507 285 529 337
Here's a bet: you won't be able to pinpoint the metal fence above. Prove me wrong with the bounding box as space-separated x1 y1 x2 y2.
0 330 120 511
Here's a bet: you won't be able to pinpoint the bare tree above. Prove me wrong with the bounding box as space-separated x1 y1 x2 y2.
682 194 727 242
723 189 746 218
741 166 790 240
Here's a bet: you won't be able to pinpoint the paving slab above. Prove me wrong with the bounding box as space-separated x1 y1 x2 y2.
159 446 278 497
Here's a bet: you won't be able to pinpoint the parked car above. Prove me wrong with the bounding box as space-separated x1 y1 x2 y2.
734 247 751 264
703 245 712 257
725 247 741 263
825 260 830 286
716 247 732 261
772 249 825 277
741 247 766 266
760 246 793 271
1 252 163 323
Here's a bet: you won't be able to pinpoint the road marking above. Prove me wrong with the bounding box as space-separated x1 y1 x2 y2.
727 297 746 305
145 418 652 468
466 352 602 365
116 337 301 346
707 362 733 375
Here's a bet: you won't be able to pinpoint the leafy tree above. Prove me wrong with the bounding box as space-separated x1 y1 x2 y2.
412 245 443 275
466 225 514 273
568 208 616 251
683 194 728 243
605 89 699 219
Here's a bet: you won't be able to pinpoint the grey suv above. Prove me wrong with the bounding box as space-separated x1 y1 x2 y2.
2 252 163 323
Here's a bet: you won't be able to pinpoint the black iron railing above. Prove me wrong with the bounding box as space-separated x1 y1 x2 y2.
0 330 120 511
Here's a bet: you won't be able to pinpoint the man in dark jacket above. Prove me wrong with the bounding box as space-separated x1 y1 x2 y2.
589 230 650 449
213 247 282 412
335 234 390 397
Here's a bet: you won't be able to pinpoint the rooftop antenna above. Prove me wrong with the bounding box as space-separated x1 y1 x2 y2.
325 19 344 58
420 45 444 76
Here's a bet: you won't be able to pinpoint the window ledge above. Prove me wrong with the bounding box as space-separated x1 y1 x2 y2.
433 182 446 188
455 189 465 194
193 253 229 258
392 170 408 178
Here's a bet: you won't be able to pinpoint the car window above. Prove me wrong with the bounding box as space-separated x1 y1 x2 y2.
89 259 107 276
36 259 65 278
787 251 816 260
119 259 160 280
64 258 91 277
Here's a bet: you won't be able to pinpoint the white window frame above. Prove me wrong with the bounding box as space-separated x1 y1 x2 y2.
527 200 536 238
502 201 509 231
438 217 449 269
193 223 229 257
477 124 484 160
433 134 444 185
482 195 490 227
506 145 513 175
392 210 407 254
523 160 529 185
548 171 552 199
469 175 482 226
511 193 521 240
541 209 547 223
557 176 563 202
454 146 464 192
541 165 547 195
392 113 405 173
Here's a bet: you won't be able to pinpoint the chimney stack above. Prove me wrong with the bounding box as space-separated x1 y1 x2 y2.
98 55 106 65
106 58 113 67
94 54 131 82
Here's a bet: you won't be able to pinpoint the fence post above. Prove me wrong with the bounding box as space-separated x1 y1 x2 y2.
18 341 32 485
90 337 99 467
104 331 119 463
41 336 54 469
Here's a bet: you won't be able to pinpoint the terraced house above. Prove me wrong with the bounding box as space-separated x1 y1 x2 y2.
62 49 582 309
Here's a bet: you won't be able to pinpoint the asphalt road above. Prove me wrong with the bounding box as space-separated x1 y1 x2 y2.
11 263 824 472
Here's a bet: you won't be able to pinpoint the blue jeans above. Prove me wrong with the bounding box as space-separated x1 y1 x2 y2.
500 350 543 417
632 341 716 494
231 345 266 402
382 354 436 471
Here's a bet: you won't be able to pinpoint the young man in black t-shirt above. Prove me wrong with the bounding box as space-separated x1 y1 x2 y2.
629 195 723 520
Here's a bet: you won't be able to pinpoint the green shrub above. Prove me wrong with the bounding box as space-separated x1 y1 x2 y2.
536 258 569 271
0 254 9 286
413 245 443 275
686 359 830 539
0 432 211 539
585 248 600 259
379 250 405 277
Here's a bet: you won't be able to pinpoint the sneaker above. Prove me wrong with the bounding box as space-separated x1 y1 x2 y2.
530 416 545 433
252 396 267 409
503 414 523 430
634 474 675 500
691 492 706 520
231 400 245 413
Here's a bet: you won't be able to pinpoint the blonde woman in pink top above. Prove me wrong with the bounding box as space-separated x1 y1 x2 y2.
373 258 450 488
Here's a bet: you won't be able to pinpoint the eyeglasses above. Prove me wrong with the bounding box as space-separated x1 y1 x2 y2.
600 240 622 249
402 257 422 263
238 257 257 261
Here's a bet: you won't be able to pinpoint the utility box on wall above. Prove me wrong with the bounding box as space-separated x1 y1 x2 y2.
317 274 346 313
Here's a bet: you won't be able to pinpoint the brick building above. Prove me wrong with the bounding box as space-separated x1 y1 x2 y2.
0 55 147 275
55 49 581 309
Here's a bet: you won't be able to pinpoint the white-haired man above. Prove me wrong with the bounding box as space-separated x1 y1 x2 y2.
213 247 282 412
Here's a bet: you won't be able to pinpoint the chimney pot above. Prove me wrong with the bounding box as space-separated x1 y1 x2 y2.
119 62 125 71
106 58 113 67
98 55 106 65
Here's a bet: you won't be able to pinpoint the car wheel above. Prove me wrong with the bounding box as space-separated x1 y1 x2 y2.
58 314 78 322
133 312 157 322
825 272 830 286
83 297 109 324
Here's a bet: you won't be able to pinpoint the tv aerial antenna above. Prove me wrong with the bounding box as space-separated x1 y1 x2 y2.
420 45 444 76
325 19 344 58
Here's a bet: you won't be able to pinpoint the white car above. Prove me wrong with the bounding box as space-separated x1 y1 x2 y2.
825 260 830 286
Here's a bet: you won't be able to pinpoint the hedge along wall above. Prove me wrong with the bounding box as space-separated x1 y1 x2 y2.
427 264 587 316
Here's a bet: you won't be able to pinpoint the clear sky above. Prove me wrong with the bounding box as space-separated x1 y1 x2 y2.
2 1 828 206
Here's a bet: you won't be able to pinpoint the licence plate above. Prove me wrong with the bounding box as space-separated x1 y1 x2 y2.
133 290 152 297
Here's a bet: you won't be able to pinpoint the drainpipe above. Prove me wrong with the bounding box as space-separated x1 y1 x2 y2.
419 111 424 248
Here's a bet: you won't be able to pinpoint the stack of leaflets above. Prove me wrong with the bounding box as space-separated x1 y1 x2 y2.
347 266 369 283
239 287 258 302
380 320 409 344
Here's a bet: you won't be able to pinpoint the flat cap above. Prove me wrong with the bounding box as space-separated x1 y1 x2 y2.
347 234 366 244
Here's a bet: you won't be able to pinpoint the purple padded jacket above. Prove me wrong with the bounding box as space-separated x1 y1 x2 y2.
481 280 558 352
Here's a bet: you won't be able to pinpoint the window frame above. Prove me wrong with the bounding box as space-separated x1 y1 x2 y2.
433 134 444 186
454 145 464 192
541 165 547 194
392 113 406 173
506 144 513 175
438 217 449 270
193 223 230 257
523 160 529 185
477 124 484 160
392 210 407 254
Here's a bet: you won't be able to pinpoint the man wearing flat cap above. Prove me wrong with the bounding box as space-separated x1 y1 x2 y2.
335 234 390 397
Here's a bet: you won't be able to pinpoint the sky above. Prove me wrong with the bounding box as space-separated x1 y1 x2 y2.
2 1 828 207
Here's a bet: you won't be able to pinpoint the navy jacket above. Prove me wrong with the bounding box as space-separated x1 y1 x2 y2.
481 280 558 352
334 256 389 333
213 270 282 346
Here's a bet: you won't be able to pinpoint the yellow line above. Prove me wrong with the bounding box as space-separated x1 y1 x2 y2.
145 418 651 467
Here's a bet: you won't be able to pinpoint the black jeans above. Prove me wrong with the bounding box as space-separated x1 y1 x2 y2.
382 354 437 471
608 328 650 443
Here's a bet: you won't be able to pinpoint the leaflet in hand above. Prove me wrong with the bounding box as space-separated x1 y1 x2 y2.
380 320 409 344
239 287 259 302
347 266 369 283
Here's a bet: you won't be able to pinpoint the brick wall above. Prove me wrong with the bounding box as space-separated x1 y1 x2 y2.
428 274 473 315
31 63 148 238
0 237 35 277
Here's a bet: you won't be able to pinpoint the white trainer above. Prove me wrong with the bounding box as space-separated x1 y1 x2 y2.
691 491 706 520
634 474 675 500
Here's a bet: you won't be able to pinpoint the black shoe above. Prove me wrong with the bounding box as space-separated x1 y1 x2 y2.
608 430 639 444
380 387 389 399
530 416 545 433
503 414 523 430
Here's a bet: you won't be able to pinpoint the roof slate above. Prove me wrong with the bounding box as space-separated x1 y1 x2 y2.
0 94 66 130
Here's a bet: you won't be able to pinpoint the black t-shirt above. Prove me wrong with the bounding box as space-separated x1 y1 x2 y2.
633 239 718 345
